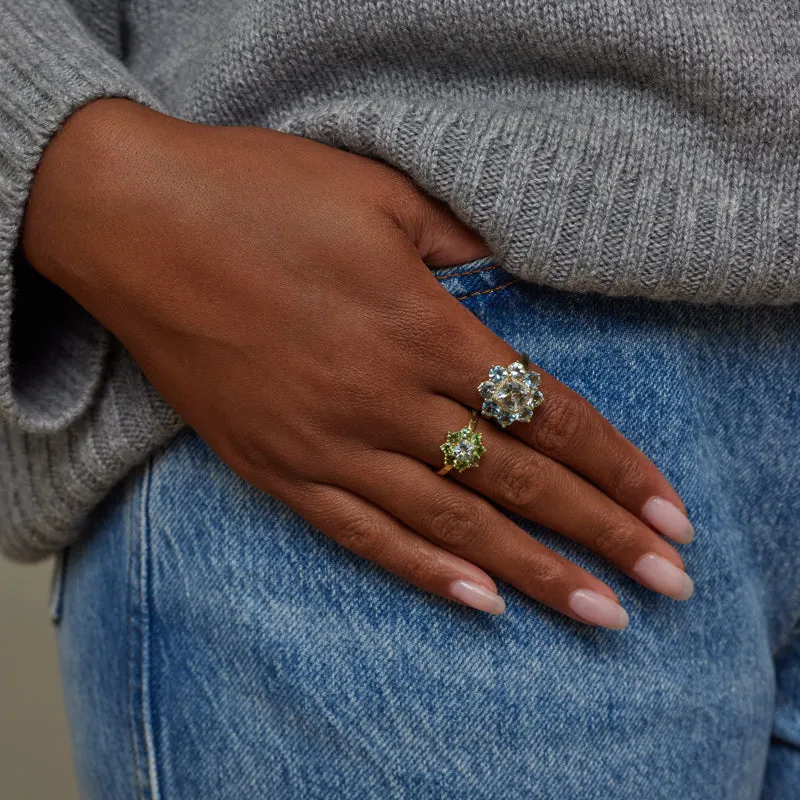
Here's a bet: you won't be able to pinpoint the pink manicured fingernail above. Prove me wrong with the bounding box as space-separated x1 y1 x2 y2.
641 496 695 544
632 553 694 600
450 580 506 615
568 589 630 630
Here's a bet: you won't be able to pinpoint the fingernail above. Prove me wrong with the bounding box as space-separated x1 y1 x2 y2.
641 496 695 544
568 589 630 630
450 579 506 615
632 553 694 600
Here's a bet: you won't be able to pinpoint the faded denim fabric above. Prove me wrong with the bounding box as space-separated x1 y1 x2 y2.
52 257 800 799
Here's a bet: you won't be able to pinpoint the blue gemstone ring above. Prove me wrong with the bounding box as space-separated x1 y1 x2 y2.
477 353 544 428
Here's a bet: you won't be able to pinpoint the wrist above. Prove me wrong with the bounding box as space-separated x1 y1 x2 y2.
21 97 167 288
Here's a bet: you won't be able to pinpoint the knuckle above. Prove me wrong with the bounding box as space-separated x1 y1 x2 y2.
523 553 566 590
608 453 648 498
231 436 276 485
591 517 638 562
532 394 589 458
496 455 547 511
334 510 379 559
377 168 420 207
426 497 485 550
403 542 438 584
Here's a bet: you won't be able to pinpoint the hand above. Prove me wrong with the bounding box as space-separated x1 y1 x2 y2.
23 98 694 628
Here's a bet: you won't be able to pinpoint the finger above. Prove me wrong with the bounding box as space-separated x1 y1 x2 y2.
396 392 694 602
424 306 694 545
344 448 632 630
377 173 491 267
513 378 694 542
284 479 506 615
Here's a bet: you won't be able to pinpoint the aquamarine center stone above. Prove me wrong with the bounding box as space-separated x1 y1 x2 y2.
453 440 476 464
495 377 528 413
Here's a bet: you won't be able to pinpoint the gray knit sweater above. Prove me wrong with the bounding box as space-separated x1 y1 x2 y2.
1 1 799 561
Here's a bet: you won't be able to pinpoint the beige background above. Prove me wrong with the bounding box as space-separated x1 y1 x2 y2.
0 557 79 800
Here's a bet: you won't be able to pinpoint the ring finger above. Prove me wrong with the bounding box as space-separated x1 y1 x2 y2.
424 316 694 545
347 445 631 629
385 392 694 602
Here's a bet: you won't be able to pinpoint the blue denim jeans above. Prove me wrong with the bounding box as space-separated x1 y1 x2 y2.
52 257 800 799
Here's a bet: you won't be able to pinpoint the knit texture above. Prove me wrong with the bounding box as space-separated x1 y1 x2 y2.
1 0 800 560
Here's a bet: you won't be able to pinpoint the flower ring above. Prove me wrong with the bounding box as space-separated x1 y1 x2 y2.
477 353 544 428
437 409 486 475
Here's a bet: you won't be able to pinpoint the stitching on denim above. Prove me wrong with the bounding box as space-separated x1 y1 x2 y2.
433 264 503 280
127 472 146 800
138 456 162 800
127 456 162 800
455 278 521 300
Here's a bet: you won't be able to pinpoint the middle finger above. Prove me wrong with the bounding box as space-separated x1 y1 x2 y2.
425 311 693 545
394 392 695 602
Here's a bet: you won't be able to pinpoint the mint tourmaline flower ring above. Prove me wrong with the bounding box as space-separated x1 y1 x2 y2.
437 409 485 476
477 352 545 428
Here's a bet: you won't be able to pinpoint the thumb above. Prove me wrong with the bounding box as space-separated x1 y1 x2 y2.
387 179 491 268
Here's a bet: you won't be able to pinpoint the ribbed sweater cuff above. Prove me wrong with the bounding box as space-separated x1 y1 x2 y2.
0 2 165 433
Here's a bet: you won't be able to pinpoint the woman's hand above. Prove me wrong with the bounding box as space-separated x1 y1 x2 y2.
23 98 695 628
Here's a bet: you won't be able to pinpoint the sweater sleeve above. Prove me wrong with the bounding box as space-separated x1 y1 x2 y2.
0 1 187 562
0 0 164 434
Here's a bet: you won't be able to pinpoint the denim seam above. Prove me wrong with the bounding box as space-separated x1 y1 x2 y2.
126 468 146 800
455 278 521 300
433 263 502 281
127 455 162 800
138 454 162 800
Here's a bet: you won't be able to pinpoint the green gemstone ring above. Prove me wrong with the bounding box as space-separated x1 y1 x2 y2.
477 352 544 428
437 409 486 475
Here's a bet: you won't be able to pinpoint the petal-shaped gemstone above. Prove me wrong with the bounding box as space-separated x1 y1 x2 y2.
496 412 514 427
507 361 526 377
482 400 500 417
489 366 507 382
478 380 497 399
524 372 541 389
517 405 534 422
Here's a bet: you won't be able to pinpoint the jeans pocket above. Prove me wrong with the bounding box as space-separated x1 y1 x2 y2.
48 547 69 625
429 256 521 302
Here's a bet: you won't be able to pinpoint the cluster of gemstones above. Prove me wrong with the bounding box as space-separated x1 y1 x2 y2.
478 360 544 428
440 426 486 472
